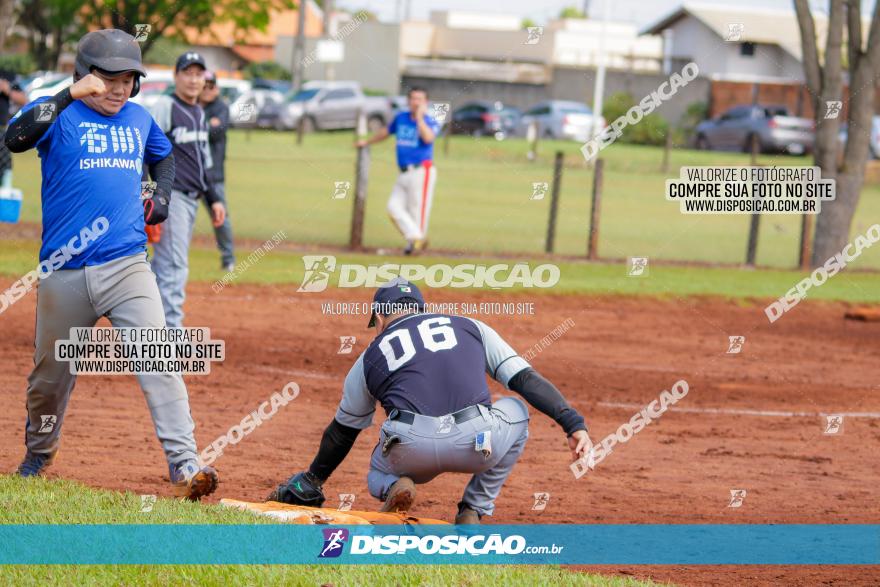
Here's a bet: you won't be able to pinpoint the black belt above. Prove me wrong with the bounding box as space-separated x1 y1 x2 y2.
399 162 425 173
390 404 483 426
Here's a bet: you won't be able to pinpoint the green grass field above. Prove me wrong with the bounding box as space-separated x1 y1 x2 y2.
4 131 880 302
7 131 880 269
0 476 660 586
3 239 879 302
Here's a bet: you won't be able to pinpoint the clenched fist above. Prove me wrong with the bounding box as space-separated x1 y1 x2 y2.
70 74 107 100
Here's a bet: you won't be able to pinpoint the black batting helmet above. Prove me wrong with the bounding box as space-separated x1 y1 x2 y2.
74 29 146 97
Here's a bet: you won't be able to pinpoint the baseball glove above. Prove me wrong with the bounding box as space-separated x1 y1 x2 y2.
267 471 326 507
143 190 169 225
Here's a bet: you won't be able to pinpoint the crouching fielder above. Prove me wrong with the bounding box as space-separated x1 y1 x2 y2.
3 29 218 499
269 279 591 523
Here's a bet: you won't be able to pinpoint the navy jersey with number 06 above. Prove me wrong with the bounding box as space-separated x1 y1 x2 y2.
335 313 530 429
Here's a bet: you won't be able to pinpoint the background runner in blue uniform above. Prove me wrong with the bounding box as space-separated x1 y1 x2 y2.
356 87 440 255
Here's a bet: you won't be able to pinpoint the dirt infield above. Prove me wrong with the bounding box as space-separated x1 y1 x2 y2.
1 283 878 585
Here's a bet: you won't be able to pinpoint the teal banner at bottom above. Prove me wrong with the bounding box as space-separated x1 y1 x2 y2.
0 525 876 565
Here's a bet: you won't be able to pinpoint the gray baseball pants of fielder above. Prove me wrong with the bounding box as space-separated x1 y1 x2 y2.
200 182 235 268
368 397 529 517
25 251 199 467
151 189 199 328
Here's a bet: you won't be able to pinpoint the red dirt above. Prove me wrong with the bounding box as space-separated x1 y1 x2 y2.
1 282 878 586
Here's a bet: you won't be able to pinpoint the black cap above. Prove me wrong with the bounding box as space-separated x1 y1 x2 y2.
175 51 206 72
368 278 425 328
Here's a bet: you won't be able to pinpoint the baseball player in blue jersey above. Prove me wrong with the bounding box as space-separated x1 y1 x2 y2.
3 30 218 499
269 279 591 524
356 87 440 255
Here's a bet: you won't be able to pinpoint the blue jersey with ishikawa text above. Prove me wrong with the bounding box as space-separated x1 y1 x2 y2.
12 97 171 268
334 313 530 429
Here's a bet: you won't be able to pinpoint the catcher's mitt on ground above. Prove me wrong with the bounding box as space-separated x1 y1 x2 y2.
267 471 326 507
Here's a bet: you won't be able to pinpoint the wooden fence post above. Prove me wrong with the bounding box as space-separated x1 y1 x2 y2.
545 151 564 253
349 145 369 249
799 214 812 269
588 158 604 259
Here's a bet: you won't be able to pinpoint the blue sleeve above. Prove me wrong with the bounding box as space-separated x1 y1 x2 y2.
387 114 398 135
144 115 172 164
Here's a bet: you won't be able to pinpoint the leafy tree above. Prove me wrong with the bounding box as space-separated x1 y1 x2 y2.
0 0 17 49
559 6 585 19
0 53 38 75
142 36 191 66
243 60 292 80
521 17 537 29
16 0 86 70
794 0 880 266
82 0 297 53
15 0 299 70
601 92 669 146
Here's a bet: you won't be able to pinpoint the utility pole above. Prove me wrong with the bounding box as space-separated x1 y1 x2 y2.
589 0 608 146
291 0 308 92
324 0 336 81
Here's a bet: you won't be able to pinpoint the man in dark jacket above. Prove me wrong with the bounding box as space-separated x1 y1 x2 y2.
0 69 27 187
199 70 235 271
148 52 226 327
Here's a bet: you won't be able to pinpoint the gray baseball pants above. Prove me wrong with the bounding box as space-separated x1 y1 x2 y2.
368 397 529 517
201 182 235 268
151 189 199 328
24 251 199 468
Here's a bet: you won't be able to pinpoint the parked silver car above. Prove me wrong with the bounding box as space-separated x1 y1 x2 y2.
277 81 391 132
695 105 814 154
516 100 605 142
229 88 286 129
838 115 880 159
